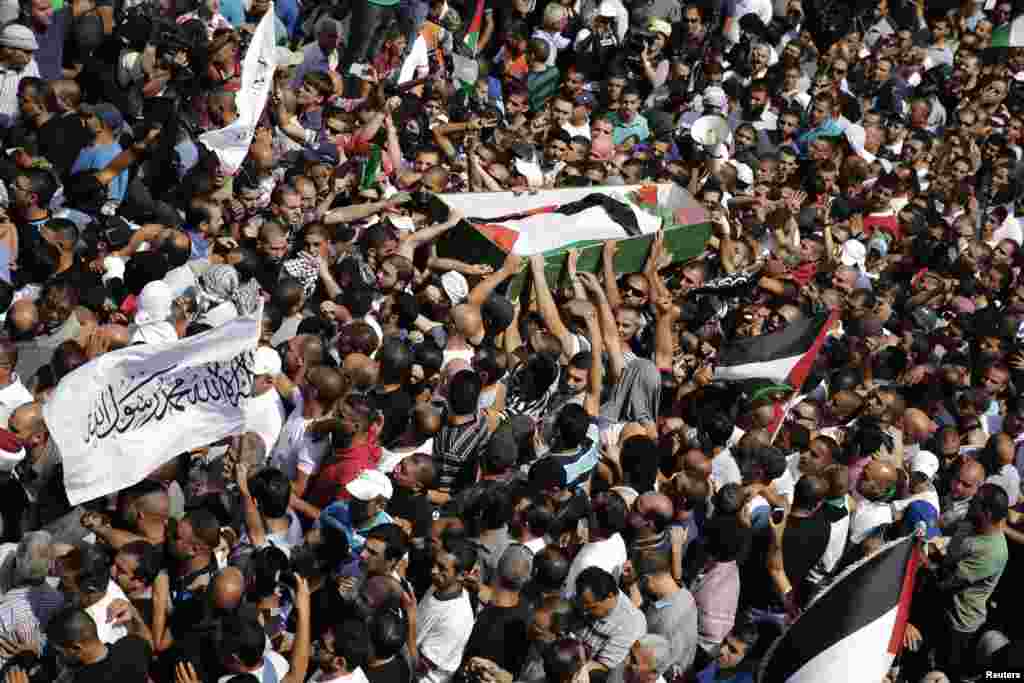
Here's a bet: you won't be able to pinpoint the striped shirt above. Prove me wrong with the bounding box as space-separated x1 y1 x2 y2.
0 584 65 667
0 60 40 127
433 414 491 492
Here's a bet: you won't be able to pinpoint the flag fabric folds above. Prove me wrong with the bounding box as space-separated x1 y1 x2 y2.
758 536 922 683
199 3 277 174
713 310 838 389
441 185 678 256
992 15 1024 48
44 313 261 506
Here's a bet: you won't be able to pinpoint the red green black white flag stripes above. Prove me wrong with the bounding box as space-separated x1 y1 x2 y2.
713 310 839 390
758 536 923 683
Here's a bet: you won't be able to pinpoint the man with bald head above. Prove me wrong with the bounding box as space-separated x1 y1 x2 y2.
850 460 900 554
160 566 252 682
270 365 344 503
628 492 675 554
939 457 986 533
342 352 378 391
84 480 170 548
0 338 32 425
903 408 939 450
6 299 39 341
462 544 534 674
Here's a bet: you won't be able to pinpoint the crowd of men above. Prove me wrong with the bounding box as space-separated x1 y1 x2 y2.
0 0 1019 681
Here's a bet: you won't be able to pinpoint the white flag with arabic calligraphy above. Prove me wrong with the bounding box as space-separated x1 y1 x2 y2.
44 314 261 506
199 2 277 173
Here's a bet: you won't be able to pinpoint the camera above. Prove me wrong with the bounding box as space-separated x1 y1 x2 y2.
627 30 656 54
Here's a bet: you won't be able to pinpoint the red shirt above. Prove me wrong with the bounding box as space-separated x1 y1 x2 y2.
304 442 382 509
862 213 901 242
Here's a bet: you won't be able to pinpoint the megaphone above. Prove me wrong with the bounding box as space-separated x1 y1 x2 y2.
691 115 731 159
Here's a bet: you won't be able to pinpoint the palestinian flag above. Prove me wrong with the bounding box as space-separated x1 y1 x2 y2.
993 15 1024 47
435 184 711 296
463 0 486 54
713 310 838 389
759 536 923 683
441 184 704 256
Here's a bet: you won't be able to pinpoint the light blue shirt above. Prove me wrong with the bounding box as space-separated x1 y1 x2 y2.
71 143 128 201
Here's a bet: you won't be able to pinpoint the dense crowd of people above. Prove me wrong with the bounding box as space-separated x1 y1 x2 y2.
0 0 1019 681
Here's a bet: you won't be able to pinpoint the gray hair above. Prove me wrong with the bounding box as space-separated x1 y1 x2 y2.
315 16 340 36
13 530 53 585
635 634 673 675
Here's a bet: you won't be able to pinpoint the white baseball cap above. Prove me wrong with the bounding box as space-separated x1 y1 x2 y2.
840 240 867 269
910 450 939 480
346 469 394 501
252 346 283 376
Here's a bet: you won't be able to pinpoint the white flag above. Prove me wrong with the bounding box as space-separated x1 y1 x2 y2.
199 4 277 174
44 314 261 506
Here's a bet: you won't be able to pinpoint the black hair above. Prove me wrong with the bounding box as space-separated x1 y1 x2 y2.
576 565 617 600
702 516 749 562
621 436 660 492
218 616 267 668
119 541 163 586
592 491 628 535
364 523 410 562
248 467 292 518
369 609 408 659
445 539 480 574
377 337 413 385
554 403 590 450
448 369 483 415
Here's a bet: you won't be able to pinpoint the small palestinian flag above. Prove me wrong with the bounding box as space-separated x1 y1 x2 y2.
463 0 486 54
713 310 838 389
759 536 922 683
993 15 1024 47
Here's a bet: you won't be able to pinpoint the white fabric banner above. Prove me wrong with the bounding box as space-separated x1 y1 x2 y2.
199 3 277 173
44 315 261 506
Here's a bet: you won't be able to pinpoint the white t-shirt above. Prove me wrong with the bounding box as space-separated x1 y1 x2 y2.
217 651 289 683
849 499 893 545
416 588 475 683
269 390 328 482
245 389 288 457
84 581 129 644
711 450 742 491
562 533 628 598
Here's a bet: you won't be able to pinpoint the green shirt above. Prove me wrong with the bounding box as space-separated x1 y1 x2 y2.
527 66 560 112
948 531 1008 632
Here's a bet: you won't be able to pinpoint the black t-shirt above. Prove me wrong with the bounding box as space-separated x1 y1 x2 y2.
781 513 831 604
461 603 531 676
73 635 152 683
38 113 92 180
388 484 435 541
366 655 412 683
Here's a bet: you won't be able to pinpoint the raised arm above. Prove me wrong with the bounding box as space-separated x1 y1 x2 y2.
398 208 464 259
468 252 523 308
579 271 625 383
529 253 575 356
602 240 624 310
324 193 411 225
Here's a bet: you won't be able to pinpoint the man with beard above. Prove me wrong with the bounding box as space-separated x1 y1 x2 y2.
57 543 131 644
849 460 900 556
387 452 436 545
300 394 384 515
165 507 221 608
253 221 290 293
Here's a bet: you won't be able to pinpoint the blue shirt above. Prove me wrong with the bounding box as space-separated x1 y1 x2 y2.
611 112 650 145
71 143 128 201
